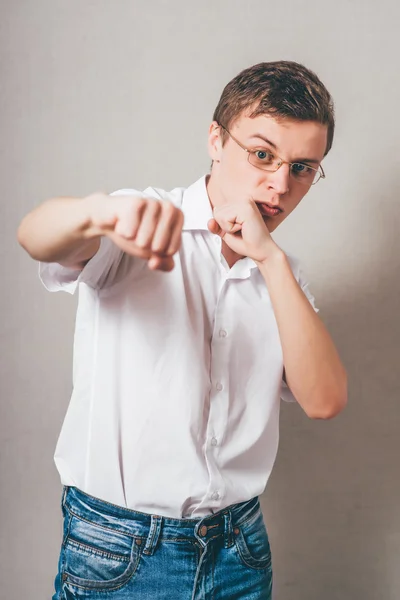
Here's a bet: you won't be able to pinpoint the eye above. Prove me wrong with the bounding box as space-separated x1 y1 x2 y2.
291 163 313 176
254 149 273 162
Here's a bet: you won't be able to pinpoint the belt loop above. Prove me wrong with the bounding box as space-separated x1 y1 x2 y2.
223 511 233 548
143 515 163 555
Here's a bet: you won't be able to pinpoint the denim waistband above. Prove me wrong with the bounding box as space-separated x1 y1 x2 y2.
63 487 261 554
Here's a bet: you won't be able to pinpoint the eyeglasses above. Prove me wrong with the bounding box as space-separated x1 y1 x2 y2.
218 124 325 186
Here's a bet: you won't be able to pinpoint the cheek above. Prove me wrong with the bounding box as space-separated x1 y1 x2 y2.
222 158 258 199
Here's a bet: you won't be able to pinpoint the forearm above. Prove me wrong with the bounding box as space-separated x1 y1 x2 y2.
17 195 101 267
258 251 347 419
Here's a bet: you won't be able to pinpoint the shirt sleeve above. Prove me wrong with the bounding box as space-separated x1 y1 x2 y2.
280 256 319 403
38 236 124 294
38 188 140 295
298 270 319 314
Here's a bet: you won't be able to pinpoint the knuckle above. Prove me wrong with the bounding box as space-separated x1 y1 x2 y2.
162 201 176 216
131 196 146 210
147 198 162 213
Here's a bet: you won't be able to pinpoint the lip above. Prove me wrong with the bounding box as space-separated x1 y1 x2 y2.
256 202 283 217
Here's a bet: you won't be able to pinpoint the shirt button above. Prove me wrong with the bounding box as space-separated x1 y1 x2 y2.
216 382 223 391
211 491 220 500
219 329 227 338
211 437 218 446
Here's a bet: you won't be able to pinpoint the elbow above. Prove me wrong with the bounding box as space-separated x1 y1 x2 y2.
17 220 25 247
305 373 348 420
17 220 30 254
17 216 45 261
17 217 35 256
307 397 347 420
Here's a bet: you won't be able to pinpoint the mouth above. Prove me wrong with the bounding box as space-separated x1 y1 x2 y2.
255 202 283 218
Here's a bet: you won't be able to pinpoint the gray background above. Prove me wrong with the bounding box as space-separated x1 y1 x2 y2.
1 0 400 598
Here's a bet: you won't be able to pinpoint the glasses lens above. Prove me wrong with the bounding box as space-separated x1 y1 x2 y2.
248 150 276 171
248 152 323 185
311 170 322 185
291 164 322 185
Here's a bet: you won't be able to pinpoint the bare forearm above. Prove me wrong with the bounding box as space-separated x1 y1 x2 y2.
17 195 101 267
258 251 347 419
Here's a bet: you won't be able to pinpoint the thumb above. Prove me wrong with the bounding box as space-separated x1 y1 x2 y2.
207 217 242 237
147 255 175 272
207 218 223 236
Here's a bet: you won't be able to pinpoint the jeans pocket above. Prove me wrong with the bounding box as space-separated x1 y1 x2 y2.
62 511 141 592
234 510 272 571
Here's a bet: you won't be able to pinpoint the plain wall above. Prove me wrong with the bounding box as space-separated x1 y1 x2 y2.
1 1 400 598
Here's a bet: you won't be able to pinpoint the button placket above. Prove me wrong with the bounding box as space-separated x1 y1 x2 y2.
203 283 230 511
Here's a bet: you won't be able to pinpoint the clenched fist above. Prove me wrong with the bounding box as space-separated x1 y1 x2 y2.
86 193 184 272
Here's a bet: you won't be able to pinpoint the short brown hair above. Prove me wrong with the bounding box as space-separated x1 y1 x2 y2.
213 61 335 155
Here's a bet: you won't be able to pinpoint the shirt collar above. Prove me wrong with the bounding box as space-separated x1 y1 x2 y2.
181 176 214 231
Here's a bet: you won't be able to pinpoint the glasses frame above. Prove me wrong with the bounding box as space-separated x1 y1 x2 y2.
218 124 325 185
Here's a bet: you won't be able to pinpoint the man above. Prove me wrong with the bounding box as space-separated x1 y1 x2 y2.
18 61 347 599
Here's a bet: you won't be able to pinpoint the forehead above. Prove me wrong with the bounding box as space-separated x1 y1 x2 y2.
231 113 328 160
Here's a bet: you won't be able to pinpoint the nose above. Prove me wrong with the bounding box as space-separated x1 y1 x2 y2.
266 164 290 195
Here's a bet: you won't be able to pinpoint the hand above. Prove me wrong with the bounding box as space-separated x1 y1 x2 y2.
207 198 280 263
86 193 184 272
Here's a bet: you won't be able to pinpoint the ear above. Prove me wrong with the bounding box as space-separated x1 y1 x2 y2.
207 121 223 163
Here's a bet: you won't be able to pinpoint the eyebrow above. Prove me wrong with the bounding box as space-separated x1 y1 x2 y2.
249 134 321 165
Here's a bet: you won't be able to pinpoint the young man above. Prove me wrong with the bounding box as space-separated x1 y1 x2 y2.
18 61 347 600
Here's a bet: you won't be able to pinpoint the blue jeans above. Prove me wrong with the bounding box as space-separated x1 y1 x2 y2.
53 486 272 599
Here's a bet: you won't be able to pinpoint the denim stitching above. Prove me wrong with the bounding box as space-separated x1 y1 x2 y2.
65 505 137 538
66 537 130 562
234 528 271 571
234 505 262 529
161 537 198 544
62 512 73 547
63 577 135 593
62 542 141 592
143 516 162 555
65 506 217 547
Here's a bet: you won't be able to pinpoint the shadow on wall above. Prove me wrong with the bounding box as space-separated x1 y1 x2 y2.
261 179 400 600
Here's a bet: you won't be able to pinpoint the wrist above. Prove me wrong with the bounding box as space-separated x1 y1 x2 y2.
81 193 108 240
255 243 286 268
257 249 290 289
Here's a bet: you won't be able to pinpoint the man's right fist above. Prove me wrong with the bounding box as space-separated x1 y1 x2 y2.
86 193 185 272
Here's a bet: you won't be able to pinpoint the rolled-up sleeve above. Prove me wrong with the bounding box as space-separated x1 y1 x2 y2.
38 188 146 294
39 237 123 294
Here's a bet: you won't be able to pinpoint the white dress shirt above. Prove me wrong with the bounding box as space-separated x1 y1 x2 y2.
39 176 318 518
